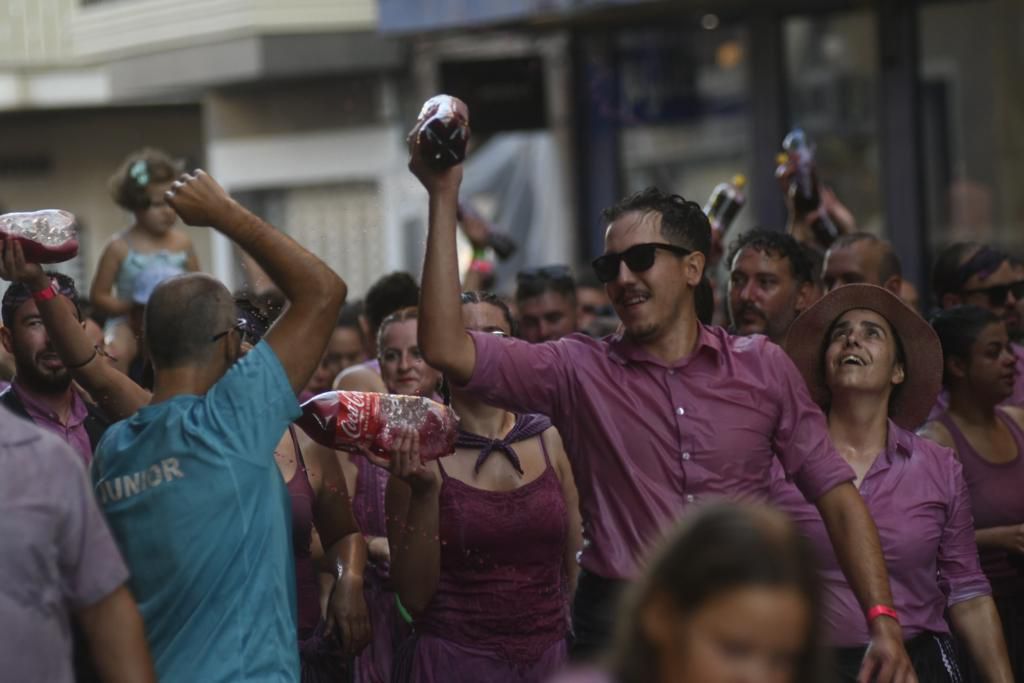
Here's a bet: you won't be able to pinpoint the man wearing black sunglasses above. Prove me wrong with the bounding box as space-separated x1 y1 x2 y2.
515 265 578 343
931 242 1024 411
409 123 914 680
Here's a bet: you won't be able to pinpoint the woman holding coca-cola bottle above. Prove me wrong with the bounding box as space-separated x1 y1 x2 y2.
339 306 440 683
368 292 583 683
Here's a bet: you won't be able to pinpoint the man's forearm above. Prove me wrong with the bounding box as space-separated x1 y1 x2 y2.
33 286 150 419
949 596 1013 683
419 188 475 382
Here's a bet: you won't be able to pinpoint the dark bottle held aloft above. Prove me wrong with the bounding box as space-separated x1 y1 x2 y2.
416 95 471 171
777 128 838 246
704 174 747 236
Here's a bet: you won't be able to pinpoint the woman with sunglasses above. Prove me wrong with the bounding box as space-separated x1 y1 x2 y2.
770 285 1012 682
367 291 582 683
921 306 1024 681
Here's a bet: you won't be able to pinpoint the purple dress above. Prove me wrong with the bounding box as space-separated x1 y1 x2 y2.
354 454 408 683
408 414 571 683
935 410 1024 679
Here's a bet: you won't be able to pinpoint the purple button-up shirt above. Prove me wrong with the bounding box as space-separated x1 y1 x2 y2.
461 325 855 580
770 421 990 646
12 380 92 465
0 405 129 683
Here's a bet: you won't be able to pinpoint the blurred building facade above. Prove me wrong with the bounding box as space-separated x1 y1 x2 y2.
381 0 1024 302
0 0 415 298
1 0 1021 304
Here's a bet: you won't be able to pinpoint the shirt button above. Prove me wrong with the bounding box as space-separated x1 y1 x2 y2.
676 407 685 416
682 452 691 461
686 494 695 503
668 369 675 376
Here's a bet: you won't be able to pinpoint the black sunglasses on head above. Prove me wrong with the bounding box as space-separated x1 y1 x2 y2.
962 280 1024 308
591 243 693 283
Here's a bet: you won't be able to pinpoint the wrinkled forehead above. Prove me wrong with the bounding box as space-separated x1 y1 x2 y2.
604 210 663 252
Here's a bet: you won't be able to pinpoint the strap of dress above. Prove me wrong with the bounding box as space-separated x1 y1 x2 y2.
537 426 554 469
288 425 307 472
436 455 451 480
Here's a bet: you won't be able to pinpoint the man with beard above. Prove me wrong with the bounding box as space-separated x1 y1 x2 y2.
1 272 108 464
727 230 816 345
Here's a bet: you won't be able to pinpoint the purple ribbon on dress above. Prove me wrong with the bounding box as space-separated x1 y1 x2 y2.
455 413 552 475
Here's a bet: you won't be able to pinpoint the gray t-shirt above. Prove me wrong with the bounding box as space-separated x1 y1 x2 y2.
0 406 129 682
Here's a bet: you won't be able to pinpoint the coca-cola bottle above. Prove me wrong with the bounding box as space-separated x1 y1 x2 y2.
296 391 459 462
415 95 471 170
777 129 838 246
0 210 79 263
704 174 747 236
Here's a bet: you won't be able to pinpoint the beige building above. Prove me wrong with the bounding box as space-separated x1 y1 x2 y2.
0 0 413 297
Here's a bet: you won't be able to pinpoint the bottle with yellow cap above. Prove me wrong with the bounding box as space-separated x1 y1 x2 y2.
703 174 747 237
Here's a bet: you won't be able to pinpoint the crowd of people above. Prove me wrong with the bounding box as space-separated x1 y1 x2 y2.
0 117 1022 683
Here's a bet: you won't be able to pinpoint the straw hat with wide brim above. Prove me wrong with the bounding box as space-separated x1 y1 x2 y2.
783 283 942 430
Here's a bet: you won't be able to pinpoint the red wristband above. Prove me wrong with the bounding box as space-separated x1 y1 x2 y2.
32 280 58 302
867 605 899 624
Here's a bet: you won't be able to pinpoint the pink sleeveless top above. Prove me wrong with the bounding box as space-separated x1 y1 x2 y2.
936 409 1024 595
283 426 321 636
415 414 570 664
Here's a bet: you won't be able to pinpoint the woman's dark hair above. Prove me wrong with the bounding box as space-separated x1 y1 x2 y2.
109 148 181 211
930 305 1002 387
608 503 825 683
460 290 516 336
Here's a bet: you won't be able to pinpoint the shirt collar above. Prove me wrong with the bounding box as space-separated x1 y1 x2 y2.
885 419 915 460
607 324 724 368
12 379 88 428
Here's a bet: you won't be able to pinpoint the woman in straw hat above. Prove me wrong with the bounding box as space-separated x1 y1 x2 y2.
769 284 1013 682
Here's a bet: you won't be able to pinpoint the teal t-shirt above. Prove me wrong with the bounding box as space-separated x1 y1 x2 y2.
91 341 302 682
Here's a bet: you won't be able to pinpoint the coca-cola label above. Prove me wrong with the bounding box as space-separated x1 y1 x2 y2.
335 392 383 448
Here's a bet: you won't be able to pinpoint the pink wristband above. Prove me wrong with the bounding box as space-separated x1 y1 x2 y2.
32 280 58 302
867 605 899 624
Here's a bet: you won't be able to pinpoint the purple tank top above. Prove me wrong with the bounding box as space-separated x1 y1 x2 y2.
284 426 321 636
416 414 570 663
936 410 1024 595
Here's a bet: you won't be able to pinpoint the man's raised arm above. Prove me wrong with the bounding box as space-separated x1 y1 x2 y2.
165 171 346 394
408 126 476 386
